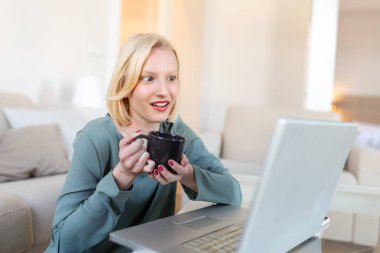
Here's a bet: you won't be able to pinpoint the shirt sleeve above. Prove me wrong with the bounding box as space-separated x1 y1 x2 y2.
182 137 242 207
48 131 131 252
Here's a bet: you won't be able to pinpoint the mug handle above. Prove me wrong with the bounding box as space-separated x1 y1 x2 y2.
133 134 149 142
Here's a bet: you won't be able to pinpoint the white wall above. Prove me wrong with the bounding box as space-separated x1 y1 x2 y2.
119 0 159 45
117 0 205 133
334 8 380 96
200 0 311 132
1 0 352 133
0 0 119 107
167 0 206 133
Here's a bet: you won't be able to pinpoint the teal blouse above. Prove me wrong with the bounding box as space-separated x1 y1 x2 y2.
45 115 241 253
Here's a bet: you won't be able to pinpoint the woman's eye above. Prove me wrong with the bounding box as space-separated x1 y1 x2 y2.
141 76 153 82
168 75 177 81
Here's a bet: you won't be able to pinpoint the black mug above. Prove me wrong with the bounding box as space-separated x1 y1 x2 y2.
135 131 186 174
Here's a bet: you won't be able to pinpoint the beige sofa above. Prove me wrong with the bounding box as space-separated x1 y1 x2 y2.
0 93 68 253
199 106 380 246
2 93 379 251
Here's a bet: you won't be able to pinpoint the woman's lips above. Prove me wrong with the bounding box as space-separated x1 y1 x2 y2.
151 101 170 112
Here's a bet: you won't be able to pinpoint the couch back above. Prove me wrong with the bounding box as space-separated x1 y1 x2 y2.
222 106 341 164
0 92 35 132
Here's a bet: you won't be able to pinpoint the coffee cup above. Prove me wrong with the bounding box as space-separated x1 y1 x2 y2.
135 131 186 174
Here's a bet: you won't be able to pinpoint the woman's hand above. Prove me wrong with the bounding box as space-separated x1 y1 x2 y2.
145 155 198 192
113 132 150 190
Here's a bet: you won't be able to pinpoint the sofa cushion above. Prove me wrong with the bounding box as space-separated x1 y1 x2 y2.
354 121 380 150
0 112 10 134
222 107 341 164
0 93 35 133
3 108 88 161
0 124 69 182
0 192 33 253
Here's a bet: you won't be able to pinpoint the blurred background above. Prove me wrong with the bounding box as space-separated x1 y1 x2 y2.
0 0 379 133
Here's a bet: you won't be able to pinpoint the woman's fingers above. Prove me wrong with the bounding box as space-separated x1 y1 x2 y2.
152 168 170 185
143 159 155 173
119 131 142 148
118 131 147 175
180 154 190 167
120 148 145 171
119 138 145 161
133 151 149 172
167 158 187 175
152 164 182 184
148 156 193 185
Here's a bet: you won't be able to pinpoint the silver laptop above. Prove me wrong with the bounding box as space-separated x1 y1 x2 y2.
110 118 357 253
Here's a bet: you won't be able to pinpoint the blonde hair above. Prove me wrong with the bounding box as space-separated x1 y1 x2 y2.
106 33 179 126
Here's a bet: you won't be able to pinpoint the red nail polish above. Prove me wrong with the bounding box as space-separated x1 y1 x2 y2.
158 165 164 172
168 160 174 166
136 130 142 133
148 172 152 175
153 170 158 176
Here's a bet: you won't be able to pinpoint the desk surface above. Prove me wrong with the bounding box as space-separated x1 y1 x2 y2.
113 206 377 253
290 236 374 253
227 173 380 252
177 200 379 253
114 181 380 253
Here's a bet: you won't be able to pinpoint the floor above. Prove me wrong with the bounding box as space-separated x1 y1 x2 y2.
322 239 373 253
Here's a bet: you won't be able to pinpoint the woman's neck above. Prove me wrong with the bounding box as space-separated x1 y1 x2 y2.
114 120 160 137
129 121 160 134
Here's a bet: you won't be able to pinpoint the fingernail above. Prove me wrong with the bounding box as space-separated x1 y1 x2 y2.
136 130 142 133
148 172 152 175
168 160 174 166
158 165 164 172
153 170 158 176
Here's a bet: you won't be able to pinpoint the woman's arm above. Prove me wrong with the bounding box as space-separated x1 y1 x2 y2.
157 117 242 206
47 132 132 252
183 137 242 206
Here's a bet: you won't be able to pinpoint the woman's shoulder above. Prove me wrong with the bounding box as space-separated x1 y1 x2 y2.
77 114 119 147
167 116 198 142
82 114 111 132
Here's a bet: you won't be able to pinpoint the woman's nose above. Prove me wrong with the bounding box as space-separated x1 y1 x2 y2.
156 79 169 95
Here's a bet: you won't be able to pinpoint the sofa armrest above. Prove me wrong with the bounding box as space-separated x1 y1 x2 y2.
231 173 259 207
0 174 66 246
198 131 222 157
0 192 33 253
346 145 380 187
178 173 258 211
330 185 380 216
221 159 261 176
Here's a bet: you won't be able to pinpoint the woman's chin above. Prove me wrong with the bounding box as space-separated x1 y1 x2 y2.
149 115 170 124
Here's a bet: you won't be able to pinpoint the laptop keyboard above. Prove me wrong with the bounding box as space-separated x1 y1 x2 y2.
183 223 243 253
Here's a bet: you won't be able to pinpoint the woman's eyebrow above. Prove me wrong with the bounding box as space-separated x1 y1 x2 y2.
141 69 177 74
141 71 156 74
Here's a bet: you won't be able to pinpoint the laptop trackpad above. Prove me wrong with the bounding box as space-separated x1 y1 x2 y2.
172 215 221 229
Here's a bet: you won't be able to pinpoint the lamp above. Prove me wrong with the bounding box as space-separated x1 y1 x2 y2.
72 75 104 108
72 75 106 120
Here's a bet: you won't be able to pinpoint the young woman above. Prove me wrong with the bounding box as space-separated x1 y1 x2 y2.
45 33 241 253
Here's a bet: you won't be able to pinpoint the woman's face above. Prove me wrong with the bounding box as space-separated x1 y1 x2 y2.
128 47 178 127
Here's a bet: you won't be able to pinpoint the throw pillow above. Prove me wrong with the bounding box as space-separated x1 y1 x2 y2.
0 124 69 182
354 121 380 150
2 108 90 161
